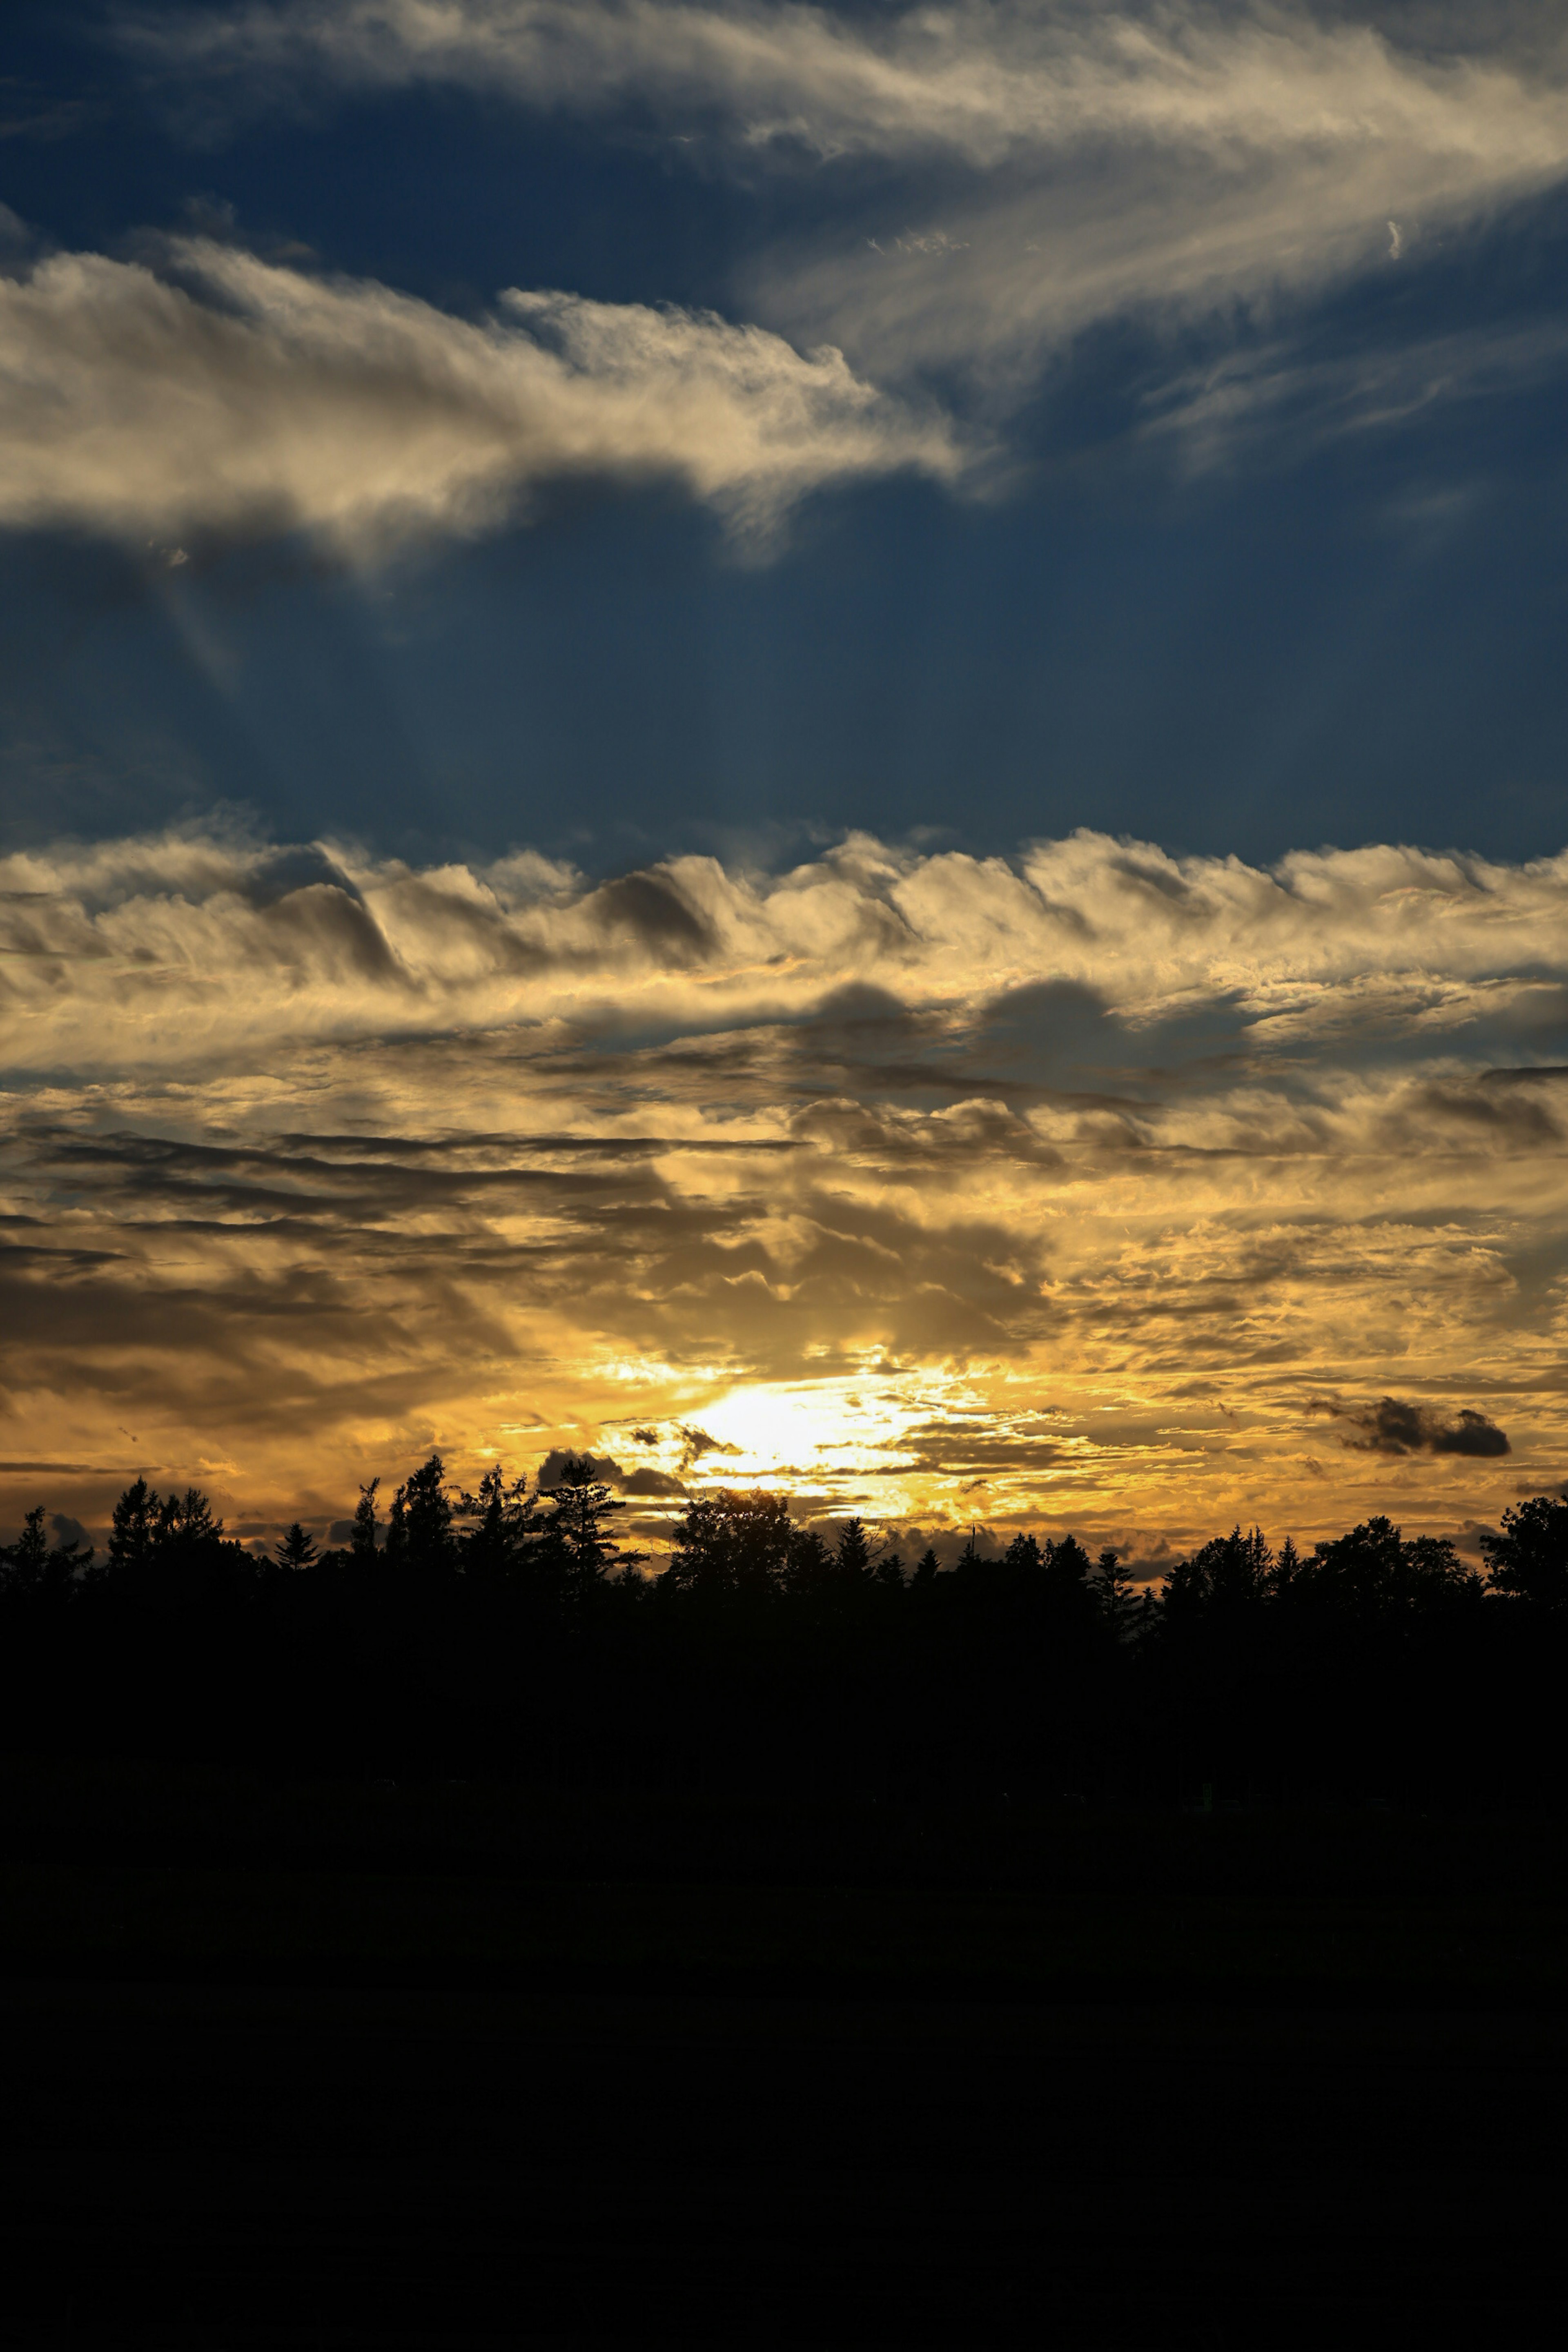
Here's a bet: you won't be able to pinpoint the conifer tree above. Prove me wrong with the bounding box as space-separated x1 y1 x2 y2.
1092 1547 1138 1641
274 1522 318 1571
537 1453 637 1606
350 1479 380 1561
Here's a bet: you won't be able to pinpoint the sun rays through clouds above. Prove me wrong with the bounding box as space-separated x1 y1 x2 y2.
4 820 1566 1555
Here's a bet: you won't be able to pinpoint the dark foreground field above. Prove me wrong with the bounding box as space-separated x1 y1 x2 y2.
4 1765 1567 2347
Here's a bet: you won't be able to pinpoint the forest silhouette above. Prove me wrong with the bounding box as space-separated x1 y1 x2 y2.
3 1455 1566 1808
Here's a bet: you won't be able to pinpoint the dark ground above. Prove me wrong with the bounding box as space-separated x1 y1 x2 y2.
3 1764 1567 2347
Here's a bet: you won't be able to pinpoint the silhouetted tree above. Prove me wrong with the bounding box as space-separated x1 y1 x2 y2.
1481 1494 1568 1612
157 1487 222 1555
11 1443 1568 1810
459 1463 535 1583
537 1454 636 1608
0 1506 89 1602
664 1490 791 1606
1163 1528 1273 1625
386 1455 454 1577
1092 1546 1138 1641
350 1479 380 1561
107 1476 157 1579
835 1520 873 1579
1288 1518 1483 1628
781 1526 832 1602
275 1522 318 1571
1042 1533 1096 1623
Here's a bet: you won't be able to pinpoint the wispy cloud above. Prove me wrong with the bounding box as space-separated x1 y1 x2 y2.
122 4 1568 396
0 236 959 553
5 820 1568 1548
1139 317 1568 471
123 3 1568 174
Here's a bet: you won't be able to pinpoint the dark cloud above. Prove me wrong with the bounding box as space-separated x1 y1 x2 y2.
257 885 406 983
235 844 366 911
676 1426 741 1468
1432 1411 1513 1459
537 1449 623 1488
586 871 713 959
531 1448 687 1499
1409 1083 1561 1145
620 1465 687 1498
1310 1396 1511 1459
899 1416 1068 1479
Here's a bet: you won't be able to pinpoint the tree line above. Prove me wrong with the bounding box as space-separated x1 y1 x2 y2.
3 1454 1566 1808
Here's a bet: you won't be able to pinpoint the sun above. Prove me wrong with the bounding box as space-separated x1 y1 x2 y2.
695 1377 926 1484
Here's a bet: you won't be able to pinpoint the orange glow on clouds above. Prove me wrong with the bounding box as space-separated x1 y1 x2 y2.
2 825 1564 1559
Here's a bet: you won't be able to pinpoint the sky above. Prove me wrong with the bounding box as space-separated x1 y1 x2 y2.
3 1 1568 1564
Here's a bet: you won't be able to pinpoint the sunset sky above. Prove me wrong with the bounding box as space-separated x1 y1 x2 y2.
4 2 1568 1566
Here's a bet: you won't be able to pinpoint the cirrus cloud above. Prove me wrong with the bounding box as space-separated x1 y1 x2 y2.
119 4 1568 396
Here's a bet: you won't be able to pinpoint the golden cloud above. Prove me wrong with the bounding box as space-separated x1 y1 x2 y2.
3 824 1566 1554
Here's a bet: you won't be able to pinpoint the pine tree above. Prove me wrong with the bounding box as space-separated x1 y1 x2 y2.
401 1455 454 1573
0 1507 91 1601
1092 1546 1139 1641
350 1479 380 1561
459 1463 535 1581
834 1519 873 1579
537 1453 637 1607
108 1477 158 1577
274 1522 319 1571
383 1456 453 1576
873 1549 906 1591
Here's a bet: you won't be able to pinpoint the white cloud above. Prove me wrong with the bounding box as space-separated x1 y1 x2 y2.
1135 318 1568 472
7 819 1568 1071
123 4 1568 390
125 3 1568 172
0 237 959 552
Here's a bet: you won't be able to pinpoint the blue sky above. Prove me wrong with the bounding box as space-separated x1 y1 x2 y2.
3 1 1567 866
5 4 1568 1553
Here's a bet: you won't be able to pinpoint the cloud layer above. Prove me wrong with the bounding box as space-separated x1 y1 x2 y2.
5 822 1567 1552
0 237 957 551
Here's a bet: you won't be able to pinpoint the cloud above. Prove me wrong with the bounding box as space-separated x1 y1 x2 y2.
0 236 959 553
534 1445 686 1495
1139 318 1568 472
676 1426 742 1462
126 4 1568 174
6 817 1568 1549
1311 1396 1511 1458
12 820 1568 1076
124 4 1568 396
